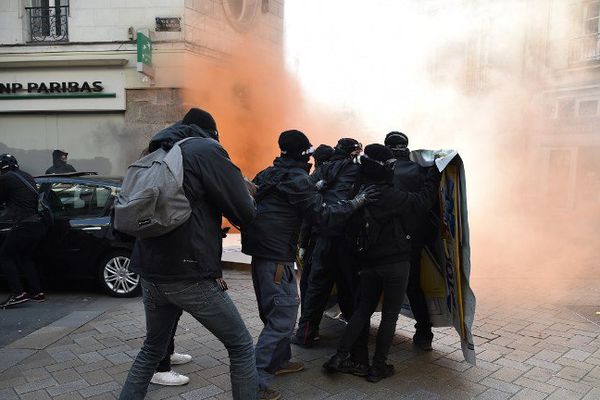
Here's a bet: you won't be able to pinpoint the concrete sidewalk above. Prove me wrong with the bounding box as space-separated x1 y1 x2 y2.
1 269 599 400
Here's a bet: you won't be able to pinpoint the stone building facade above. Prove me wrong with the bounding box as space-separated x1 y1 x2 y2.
0 0 285 175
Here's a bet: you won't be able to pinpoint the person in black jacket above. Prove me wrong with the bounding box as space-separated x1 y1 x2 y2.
292 138 363 351
0 154 48 308
298 144 334 316
323 144 440 383
385 131 436 351
119 108 259 400
242 131 376 400
45 150 76 174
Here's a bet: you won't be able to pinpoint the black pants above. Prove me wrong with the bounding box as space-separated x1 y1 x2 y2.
295 237 358 340
299 240 315 314
155 309 183 372
0 221 46 295
338 262 410 367
406 246 433 338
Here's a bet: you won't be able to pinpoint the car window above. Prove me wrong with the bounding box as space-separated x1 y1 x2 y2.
41 182 112 218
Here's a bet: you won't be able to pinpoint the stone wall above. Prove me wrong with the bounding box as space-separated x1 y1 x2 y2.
122 88 186 164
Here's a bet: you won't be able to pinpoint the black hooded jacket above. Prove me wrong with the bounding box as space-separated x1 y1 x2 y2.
393 154 437 243
46 150 76 174
0 170 39 223
311 153 360 237
241 156 356 262
130 123 256 282
347 168 441 265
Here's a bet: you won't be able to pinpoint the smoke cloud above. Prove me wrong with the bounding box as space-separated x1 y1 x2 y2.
180 0 600 303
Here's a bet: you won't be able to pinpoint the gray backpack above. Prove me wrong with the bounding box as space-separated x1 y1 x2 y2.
114 137 197 238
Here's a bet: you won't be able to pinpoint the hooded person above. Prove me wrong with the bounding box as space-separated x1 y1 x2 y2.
297 143 335 325
242 130 377 400
323 144 441 382
292 137 364 352
312 144 334 168
45 150 76 174
0 154 48 308
384 131 437 351
119 108 260 400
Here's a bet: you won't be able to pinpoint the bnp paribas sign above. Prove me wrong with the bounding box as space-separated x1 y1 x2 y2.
0 69 126 112
0 81 116 99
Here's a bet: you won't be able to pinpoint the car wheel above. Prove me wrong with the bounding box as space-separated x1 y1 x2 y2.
98 251 140 298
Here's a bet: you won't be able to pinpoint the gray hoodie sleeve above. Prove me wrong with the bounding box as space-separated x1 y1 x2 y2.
198 142 256 227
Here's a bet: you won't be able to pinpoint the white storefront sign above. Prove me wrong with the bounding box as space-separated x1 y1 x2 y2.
0 68 126 112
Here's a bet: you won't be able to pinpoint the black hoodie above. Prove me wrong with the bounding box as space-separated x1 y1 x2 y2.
242 156 357 262
130 123 256 282
46 150 76 174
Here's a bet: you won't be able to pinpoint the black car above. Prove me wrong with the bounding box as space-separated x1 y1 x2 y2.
0 172 140 297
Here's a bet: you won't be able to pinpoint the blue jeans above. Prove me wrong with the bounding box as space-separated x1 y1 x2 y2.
119 278 258 400
251 258 299 389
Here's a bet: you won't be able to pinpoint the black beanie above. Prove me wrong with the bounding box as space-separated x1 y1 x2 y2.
335 138 361 156
278 130 312 155
313 144 334 165
360 144 394 178
182 108 217 132
384 131 409 149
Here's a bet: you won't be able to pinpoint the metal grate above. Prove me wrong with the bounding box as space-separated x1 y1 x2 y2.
26 5 69 43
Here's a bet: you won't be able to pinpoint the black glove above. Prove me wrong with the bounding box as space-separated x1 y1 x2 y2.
315 179 328 191
349 185 380 210
221 227 230 238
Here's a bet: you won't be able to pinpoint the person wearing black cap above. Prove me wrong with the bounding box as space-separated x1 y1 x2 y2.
242 131 377 400
46 150 76 174
323 144 441 383
292 137 363 352
384 131 437 351
0 154 48 308
312 144 334 168
120 108 258 400
297 143 334 324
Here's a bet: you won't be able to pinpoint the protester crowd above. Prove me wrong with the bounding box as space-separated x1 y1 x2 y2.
0 107 441 400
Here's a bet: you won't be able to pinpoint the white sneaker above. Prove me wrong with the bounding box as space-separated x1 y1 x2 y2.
150 370 190 386
170 352 192 365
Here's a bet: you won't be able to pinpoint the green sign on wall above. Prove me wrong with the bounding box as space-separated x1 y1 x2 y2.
137 31 154 78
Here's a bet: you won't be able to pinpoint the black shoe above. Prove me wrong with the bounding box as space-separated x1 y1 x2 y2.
1 292 29 309
29 292 46 303
367 364 395 383
323 352 350 373
413 333 433 351
337 358 369 377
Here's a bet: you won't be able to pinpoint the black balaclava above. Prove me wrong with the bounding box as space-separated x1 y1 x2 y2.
52 150 68 167
182 108 219 141
360 144 395 181
333 138 362 159
0 153 19 174
313 144 334 167
278 130 313 163
384 131 410 160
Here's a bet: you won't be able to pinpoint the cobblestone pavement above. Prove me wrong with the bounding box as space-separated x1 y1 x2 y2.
1 269 599 400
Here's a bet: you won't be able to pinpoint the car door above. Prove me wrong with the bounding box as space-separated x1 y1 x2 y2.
38 179 114 278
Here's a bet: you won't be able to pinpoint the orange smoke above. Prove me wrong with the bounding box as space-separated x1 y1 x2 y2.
180 41 370 179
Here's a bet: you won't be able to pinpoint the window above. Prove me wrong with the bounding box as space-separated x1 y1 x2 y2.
583 1 600 35
223 0 260 31
27 0 69 42
578 99 599 117
555 98 575 119
570 1 600 63
41 182 112 217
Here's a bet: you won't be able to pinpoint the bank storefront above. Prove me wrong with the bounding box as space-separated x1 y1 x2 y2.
0 62 131 176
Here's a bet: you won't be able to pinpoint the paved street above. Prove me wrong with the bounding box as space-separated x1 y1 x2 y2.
1 267 599 400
